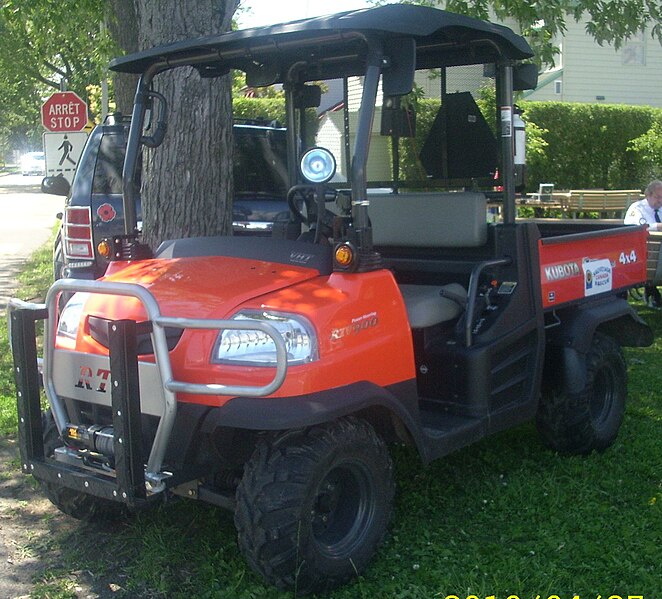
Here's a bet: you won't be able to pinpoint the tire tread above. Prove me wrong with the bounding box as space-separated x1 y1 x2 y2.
537 333 627 454
234 417 394 593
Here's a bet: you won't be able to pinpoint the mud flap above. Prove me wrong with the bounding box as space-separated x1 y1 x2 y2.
561 346 587 395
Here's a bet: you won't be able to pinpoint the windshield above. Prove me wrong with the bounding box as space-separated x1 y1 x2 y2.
234 126 288 198
93 125 288 198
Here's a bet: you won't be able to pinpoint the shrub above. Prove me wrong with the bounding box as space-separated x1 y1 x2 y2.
521 101 661 191
233 97 317 143
628 115 662 182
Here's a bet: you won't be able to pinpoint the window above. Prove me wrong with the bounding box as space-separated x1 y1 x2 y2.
554 80 562 95
92 134 128 195
622 31 645 66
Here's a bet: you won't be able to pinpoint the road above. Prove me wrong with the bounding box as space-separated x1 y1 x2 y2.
0 173 61 311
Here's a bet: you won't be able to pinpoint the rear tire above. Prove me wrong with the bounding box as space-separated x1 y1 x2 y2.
234 417 394 594
39 411 128 522
537 333 627 454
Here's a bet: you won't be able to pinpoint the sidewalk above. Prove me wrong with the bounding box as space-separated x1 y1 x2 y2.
0 178 57 312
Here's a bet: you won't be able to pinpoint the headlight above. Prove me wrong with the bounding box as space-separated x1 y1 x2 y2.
213 310 318 366
56 292 90 340
300 147 336 184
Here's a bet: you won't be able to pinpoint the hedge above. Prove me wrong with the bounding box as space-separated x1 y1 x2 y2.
231 96 662 192
396 99 662 192
233 97 287 124
521 101 662 191
233 97 317 145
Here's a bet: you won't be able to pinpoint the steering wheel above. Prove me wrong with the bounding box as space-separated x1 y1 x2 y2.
287 186 315 225
287 185 339 242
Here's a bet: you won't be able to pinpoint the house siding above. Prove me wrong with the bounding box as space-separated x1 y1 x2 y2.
317 109 391 182
525 20 662 107
347 76 383 111
414 64 488 99
432 1 662 107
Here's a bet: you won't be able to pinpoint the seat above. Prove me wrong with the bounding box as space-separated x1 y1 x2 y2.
369 192 488 248
399 283 467 328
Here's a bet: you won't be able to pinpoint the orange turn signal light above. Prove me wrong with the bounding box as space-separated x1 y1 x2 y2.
334 243 355 268
97 239 112 259
66 425 80 440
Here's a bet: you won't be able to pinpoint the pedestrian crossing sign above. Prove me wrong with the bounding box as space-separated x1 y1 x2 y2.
43 131 89 185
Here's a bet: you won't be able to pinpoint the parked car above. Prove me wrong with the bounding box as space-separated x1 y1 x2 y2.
42 114 289 280
20 151 45 176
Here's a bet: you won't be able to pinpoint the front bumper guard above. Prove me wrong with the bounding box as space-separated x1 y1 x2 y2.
9 278 288 507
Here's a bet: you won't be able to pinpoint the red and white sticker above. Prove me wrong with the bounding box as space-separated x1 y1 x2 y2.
97 203 117 223
583 258 612 296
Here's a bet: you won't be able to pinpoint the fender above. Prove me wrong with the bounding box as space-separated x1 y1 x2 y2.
548 296 652 393
198 379 426 456
551 296 652 353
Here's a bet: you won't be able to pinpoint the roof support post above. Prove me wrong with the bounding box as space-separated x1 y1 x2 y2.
497 61 516 224
351 38 383 252
284 83 300 186
123 73 152 235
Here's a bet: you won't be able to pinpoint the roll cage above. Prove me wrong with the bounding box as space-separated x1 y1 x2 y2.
110 4 536 265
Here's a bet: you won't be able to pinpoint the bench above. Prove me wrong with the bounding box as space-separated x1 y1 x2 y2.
368 192 487 327
646 232 662 285
561 189 642 219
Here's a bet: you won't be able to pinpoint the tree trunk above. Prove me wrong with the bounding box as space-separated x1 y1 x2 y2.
132 0 238 248
107 0 139 115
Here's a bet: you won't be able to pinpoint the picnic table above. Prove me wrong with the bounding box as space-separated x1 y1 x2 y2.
561 189 642 218
519 189 643 219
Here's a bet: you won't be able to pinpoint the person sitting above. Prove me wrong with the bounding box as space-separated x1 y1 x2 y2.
624 180 662 307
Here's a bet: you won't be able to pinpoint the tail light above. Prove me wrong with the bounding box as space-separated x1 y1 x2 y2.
63 206 94 261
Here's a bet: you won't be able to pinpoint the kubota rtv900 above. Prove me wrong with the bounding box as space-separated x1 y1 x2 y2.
10 5 652 594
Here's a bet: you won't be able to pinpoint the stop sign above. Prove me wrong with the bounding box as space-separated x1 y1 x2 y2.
41 92 88 132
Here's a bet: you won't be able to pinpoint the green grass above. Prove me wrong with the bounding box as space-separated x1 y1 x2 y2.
15 243 54 303
0 243 52 435
0 246 660 598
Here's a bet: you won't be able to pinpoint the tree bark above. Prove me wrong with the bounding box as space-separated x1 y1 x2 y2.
132 0 238 248
107 0 139 115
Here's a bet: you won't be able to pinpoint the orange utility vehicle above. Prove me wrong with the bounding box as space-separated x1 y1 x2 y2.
10 6 653 594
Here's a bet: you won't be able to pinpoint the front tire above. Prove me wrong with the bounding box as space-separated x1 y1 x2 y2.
234 417 394 594
537 333 627 454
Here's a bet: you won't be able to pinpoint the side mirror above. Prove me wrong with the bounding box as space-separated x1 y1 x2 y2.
293 85 322 109
484 63 539 91
141 90 168 148
383 38 415 97
513 63 538 91
41 175 70 196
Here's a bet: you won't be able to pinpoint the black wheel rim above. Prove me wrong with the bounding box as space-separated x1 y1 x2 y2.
590 365 616 425
310 461 375 559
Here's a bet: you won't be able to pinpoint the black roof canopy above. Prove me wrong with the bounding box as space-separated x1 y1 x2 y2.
109 5 533 84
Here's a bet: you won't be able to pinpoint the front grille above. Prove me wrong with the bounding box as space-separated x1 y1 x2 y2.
88 316 183 354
